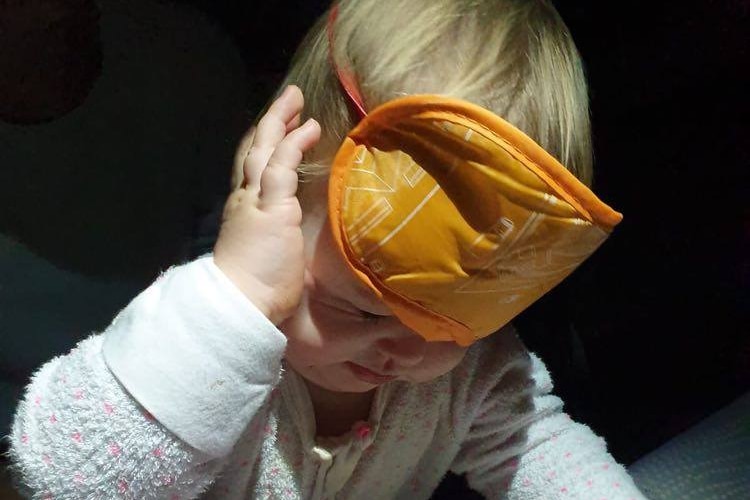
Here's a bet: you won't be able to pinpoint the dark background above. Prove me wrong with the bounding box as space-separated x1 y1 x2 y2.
1 0 747 497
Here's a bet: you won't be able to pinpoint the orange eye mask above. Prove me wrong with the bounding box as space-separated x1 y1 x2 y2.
327 95 623 346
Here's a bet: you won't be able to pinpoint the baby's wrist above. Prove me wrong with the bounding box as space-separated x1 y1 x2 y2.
212 257 280 324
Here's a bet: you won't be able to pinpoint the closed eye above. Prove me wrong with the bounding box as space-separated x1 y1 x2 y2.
315 295 386 323
358 308 389 323
314 279 391 321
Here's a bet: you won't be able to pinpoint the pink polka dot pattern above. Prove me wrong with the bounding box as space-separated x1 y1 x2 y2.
108 442 122 457
354 422 372 440
506 430 645 499
9 315 248 499
8 312 652 499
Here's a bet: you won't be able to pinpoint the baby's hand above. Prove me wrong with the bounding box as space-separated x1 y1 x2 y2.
214 85 321 325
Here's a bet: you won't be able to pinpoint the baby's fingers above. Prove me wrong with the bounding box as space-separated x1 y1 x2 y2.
244 86 305 192
259 118 320 206
286 113 302 133
255 85 305 146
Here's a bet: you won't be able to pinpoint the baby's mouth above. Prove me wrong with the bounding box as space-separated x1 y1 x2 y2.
345 362 397 384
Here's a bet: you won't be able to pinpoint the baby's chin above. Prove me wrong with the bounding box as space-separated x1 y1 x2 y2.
291 360 382 394
317 377 378 394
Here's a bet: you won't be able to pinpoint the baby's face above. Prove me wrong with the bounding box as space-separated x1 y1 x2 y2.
279 180 468 393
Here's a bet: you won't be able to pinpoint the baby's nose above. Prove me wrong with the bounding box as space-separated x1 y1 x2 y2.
375 332 426 368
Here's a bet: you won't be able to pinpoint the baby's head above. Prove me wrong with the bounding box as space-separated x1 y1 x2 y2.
235 0 592 394
288 0 592 191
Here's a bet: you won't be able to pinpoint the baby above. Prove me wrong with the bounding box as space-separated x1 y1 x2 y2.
6 0 647 498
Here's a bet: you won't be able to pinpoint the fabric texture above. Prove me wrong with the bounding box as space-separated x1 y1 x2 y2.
629 391 750 499
4 256 646 499
328 95 622 346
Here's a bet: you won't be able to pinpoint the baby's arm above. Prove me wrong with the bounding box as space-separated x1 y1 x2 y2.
451 348 647 500
5 85 318 499
4 256 287 499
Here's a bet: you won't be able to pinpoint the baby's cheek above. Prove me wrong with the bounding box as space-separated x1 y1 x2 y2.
282 328 331 367
411 343 468 382
281 311 358 367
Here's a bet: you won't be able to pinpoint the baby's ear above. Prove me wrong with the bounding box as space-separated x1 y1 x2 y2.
230 125 257 191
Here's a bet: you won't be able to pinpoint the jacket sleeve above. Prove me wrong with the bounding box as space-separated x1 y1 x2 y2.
450 349 647 500
3 255 287 499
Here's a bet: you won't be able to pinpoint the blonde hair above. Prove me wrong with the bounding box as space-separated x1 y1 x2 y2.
267 0 592 190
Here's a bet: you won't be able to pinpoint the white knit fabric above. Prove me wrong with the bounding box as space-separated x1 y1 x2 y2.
4 256 647 499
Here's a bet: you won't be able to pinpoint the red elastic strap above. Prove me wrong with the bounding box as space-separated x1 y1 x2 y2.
327 5 368 121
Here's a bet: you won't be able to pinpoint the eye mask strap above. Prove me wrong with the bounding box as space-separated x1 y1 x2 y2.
327 4 368 121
